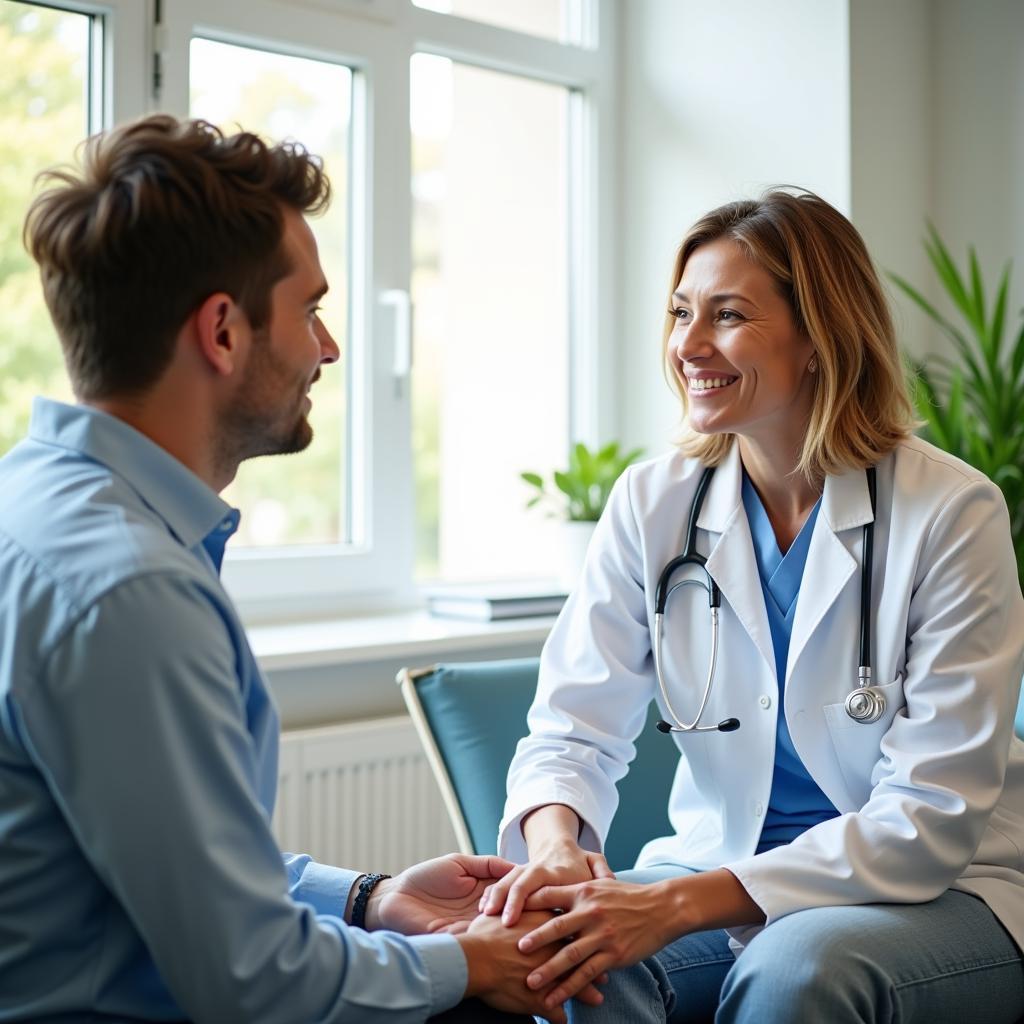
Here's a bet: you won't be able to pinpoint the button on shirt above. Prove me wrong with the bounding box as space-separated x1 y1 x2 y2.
0 399 465 1022
741 475 839 853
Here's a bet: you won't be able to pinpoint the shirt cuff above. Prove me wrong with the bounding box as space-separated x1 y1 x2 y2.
285 854 362 918
407 932 468 1016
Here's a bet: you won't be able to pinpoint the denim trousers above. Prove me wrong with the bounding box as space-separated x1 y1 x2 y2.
561 866 1024 1024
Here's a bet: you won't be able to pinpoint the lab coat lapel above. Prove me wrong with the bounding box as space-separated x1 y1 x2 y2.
785 467 874 685
699 444 777 678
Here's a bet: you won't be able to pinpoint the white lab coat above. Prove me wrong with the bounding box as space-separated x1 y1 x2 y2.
500 437 1024 951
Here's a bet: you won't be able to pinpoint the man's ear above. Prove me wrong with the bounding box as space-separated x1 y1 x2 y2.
193 292 251 377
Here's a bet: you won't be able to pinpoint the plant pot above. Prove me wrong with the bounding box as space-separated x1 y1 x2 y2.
557 520 597 593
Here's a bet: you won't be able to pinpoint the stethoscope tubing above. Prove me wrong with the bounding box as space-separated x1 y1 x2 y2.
655 464 883 735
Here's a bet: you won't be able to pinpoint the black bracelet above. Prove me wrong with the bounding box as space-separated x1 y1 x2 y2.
351 872 391 930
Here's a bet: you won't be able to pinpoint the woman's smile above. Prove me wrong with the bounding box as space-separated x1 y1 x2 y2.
686 374 739 396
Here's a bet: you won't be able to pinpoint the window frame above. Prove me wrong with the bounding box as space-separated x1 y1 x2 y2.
16 0 619 623
32 0 151 122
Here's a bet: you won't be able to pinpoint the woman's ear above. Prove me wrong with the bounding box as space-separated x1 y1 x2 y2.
193 292 251 377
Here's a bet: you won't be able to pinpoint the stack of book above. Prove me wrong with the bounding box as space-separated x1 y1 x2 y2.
424 581 568 622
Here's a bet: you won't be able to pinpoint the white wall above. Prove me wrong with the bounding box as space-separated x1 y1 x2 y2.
617 0 1024 452
851 0 1024 361
848 0 933 359
617 0 851 454
930 0 1024 345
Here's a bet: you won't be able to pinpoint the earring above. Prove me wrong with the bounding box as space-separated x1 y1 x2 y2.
808 356 818 374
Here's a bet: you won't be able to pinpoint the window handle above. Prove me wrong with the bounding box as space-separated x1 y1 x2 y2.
379 289 412 396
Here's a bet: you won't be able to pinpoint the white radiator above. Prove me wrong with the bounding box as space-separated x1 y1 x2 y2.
272 716 458 876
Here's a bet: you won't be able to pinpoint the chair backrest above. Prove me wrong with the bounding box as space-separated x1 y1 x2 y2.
398 657 677 871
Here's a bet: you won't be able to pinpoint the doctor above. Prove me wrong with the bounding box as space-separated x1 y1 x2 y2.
483 190 1024 1022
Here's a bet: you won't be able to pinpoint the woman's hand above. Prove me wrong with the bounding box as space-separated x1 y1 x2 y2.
518 868 765 1010
481 803 615 926
479 836 614 927
516 877 675 1009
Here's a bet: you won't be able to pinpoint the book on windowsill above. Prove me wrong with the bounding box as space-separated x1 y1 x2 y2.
424 581 568 622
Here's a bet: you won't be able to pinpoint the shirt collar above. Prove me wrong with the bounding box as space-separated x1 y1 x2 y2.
28 397 238 551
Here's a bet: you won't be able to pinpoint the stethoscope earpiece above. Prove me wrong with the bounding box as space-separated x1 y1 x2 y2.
656 717 741 734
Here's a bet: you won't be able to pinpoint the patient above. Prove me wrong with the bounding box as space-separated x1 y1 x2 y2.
0 114 596 1023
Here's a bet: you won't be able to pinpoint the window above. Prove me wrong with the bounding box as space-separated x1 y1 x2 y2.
0 1 95 455
2 0 615 620
190 38 353 549
411 0 588 45
411 55 572 581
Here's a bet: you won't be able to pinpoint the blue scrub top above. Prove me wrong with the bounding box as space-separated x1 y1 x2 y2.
741 474 840 852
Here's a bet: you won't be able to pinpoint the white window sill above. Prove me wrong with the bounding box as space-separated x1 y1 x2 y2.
247 608 556 672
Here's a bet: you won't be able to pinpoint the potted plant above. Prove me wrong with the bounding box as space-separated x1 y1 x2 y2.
521 441 644 590
890 226 1024 595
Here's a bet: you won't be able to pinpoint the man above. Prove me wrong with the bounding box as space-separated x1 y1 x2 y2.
0 115 596 1023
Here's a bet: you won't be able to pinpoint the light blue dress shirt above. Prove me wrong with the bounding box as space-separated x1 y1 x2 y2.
741 475 839 853
0 399 466 1023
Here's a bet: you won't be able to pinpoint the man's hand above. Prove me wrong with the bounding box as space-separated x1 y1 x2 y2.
366 854 516 935
478 836 613 926
458 910 604 1024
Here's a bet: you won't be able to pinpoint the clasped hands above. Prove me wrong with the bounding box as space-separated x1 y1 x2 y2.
475 837 677 1013
364 850 658 1021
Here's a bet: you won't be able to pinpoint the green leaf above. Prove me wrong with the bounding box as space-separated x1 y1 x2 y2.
988 262 1011 366
574 442 596 486
889 271 978 368
968 246 988 342
895 226 1024 586
924 224 977 331
553 469 582 502
994 464 1023 489
1012 320 1024 387
523 441 645 521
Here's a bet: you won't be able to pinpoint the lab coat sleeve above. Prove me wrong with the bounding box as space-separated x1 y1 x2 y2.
725 476 1024 925
499 469 659 862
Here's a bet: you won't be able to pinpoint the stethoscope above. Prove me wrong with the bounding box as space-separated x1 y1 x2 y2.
654 464 883 734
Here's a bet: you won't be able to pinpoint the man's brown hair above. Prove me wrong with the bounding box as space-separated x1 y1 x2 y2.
23 114 331 400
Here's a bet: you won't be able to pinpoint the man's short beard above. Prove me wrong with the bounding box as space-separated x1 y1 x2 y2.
216 329 314 473
221 401 313 467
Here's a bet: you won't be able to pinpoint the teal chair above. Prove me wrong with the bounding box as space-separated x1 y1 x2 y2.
397 658 678 870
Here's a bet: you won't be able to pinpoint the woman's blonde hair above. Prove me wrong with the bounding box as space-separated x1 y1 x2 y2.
665 188 917 481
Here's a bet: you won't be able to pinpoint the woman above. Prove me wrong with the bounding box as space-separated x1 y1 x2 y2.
484 190 1024 1022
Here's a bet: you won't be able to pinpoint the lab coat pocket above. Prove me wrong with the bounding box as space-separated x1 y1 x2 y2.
823 675 907 806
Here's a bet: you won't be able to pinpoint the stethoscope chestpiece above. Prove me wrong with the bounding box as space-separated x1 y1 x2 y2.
844 686 885 724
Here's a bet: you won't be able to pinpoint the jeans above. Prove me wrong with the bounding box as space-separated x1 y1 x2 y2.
564 866 1024 1023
